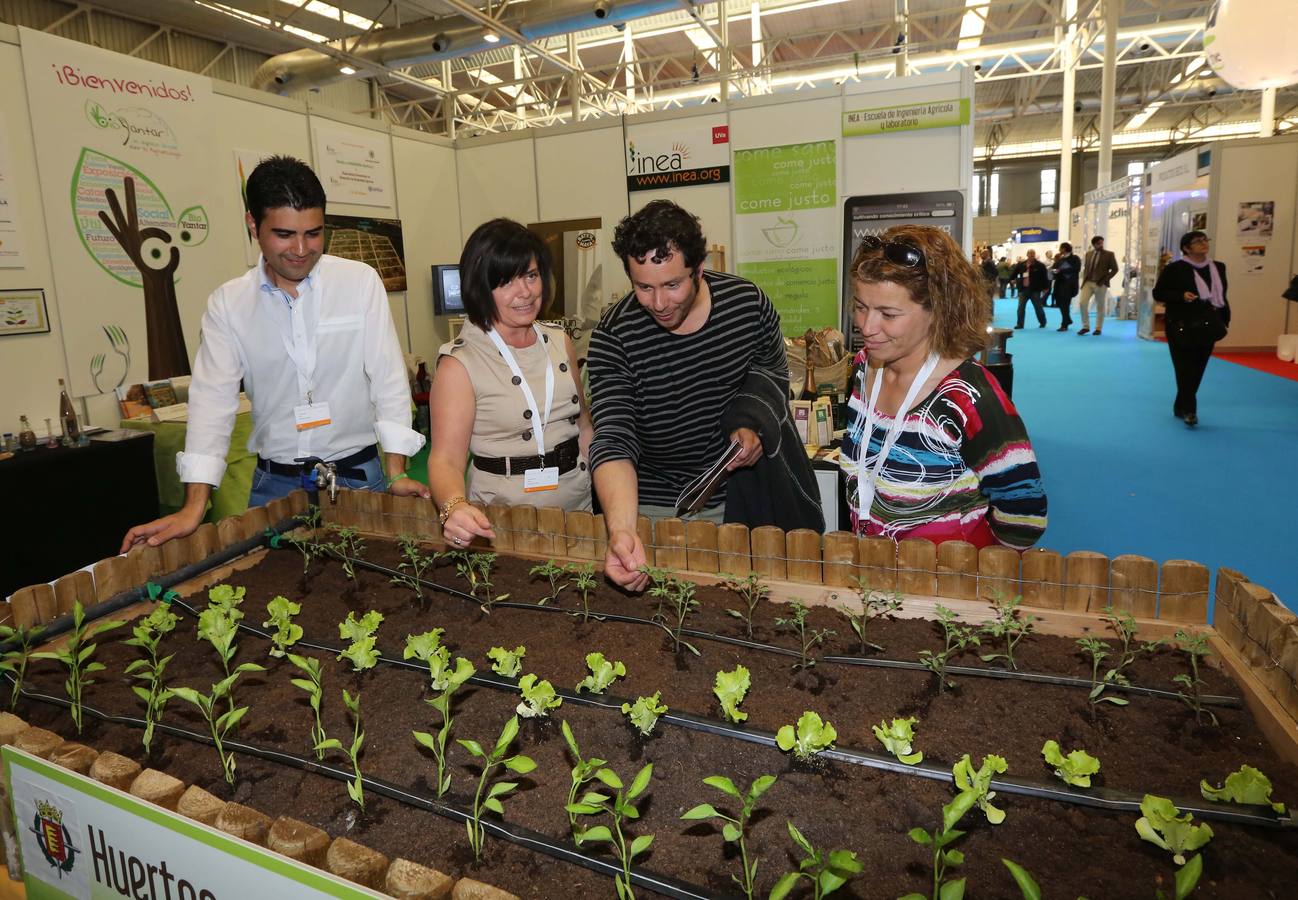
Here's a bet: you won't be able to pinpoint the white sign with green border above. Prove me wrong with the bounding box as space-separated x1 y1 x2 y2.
842 98 970 137
4 746 382 899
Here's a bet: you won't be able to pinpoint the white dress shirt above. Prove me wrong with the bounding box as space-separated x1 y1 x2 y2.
178 254 424 487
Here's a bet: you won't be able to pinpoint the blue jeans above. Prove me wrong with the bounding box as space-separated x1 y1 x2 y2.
247 456 386 509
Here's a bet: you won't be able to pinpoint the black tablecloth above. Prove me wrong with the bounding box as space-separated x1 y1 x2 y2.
0 433 158 598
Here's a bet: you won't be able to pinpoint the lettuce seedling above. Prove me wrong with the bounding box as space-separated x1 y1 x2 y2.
622 692 667 736
406 630 474 694
560 720 608 841
327 524 365 581
568 562 602 624
775 601 835 671
770 820 863 900
316 689 366 810
713 666 750 724
0 623 44 710
953 753 1009 824
919 605 980 692
776 711 837 762
680 774 776 900
641 566 674 623
1172 628 1217 726
516 673 562 718
412 651 475 798
666 578 700 656
488 644 526 678
170 662 264 784
1200 765 1286 813
1135 794 1213 865
1041 740 1100 788
458 715 536 862
979 592 1036 670
338 610 384 672
123 606 178 754
391 533 439 604
197 588 247 712
839 576 902 655
286 653 327 760
576 652 626 694
724 573 770 639
32 600 124 735
262 595 302 658
873 716 923 765
566 762 654 900
529 560 569 605
1076 636 1129 707
900 785 978 900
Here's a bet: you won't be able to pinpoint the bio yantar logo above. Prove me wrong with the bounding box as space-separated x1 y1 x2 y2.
31 799 78 877
627 141 691 175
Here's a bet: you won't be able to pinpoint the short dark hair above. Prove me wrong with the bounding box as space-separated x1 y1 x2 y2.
1179 230 1208 252
612 200 707 275
458 219 552 330
1091 235 1105 247
244 156 326 228
1059 242 1073 253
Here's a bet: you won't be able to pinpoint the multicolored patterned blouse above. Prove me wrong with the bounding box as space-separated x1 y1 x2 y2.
839 354 1047 550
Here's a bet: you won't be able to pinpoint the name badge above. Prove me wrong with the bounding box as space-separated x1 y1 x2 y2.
523 466 560 492
294 401 332 431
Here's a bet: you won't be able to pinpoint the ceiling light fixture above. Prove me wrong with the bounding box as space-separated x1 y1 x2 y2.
483 29 501 43
338 65 357 75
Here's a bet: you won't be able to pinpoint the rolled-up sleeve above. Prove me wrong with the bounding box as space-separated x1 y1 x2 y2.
361 269 425 458
178 292 243 487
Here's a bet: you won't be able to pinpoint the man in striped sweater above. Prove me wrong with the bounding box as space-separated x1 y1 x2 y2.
588 201 788 591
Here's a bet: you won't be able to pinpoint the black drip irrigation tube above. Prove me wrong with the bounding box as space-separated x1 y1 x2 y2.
164 596 1291 831
307 546 1243 710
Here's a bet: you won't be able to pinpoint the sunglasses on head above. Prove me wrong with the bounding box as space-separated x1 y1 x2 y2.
859 235 926 270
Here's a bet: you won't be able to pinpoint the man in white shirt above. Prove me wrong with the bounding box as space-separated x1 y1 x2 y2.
120 157 428 552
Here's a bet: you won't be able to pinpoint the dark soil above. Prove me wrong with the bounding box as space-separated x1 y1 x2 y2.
20 541 1298 900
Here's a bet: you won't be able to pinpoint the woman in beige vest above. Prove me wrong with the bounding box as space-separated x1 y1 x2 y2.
428 220 593 548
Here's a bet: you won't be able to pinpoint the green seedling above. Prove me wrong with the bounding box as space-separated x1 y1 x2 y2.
0 623 45 710
724 573 770 639
873 716 923 765
458 715 537 863
338 610 383 672
198 584 248 712
560 720 608 841
770 821 863 900
516 673 562 718
405 630 474 694
283 506 327 574
776 711 837 762
453 551 509 611
713 666 750 724
316 689 366 810
487 645 526 678
529 560 569 605
919 605 980 692
1000 858 1041 900
979 593 1036 670
262 595 302 658
327 524 365 581
665 578 700 656
391 533 438 604
1200 765 1286 813
286 653 327 760
1172 629 1218 726
900 785 978 900
1135 794 1213 866
775 600 835 671
412 652 475 798
641 566 674 623
622 692 667 736
839 576 902 654
123 606 178 754
953 753 1008 824
576 652 626 694
170 663 264 784
568 562 601 624
680 774 776 900
1041 740 1100 788
566 762 654 900
1104 606 1164 672
32 600 124 734
1077 636 1129 707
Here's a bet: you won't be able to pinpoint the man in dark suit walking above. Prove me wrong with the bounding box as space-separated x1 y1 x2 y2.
1014 249 1049 329
1077 235 1119 335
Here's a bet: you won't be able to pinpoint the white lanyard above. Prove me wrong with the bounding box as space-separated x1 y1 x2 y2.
853 352 941 521
486 325 555 457
266 269 318 401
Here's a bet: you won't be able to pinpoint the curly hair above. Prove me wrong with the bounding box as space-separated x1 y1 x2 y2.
849 225 990 360
611 200 708 275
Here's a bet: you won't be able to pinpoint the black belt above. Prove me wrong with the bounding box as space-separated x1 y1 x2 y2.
257 444 378 479
473 436 580 477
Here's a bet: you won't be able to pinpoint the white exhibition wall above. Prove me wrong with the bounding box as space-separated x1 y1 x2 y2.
0 24 974 435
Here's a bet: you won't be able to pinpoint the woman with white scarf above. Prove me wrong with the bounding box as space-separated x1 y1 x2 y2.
1152 230 1230 427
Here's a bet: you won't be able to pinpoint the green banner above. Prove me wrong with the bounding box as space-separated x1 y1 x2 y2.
733 141 836 214
737 258 838 335
842 98 970 137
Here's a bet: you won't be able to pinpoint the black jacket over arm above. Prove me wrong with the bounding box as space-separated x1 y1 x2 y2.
1153 258 1231 341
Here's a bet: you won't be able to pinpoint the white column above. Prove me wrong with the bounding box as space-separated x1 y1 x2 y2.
623 25 636 110
568 33 581 124
718 1 730 103
751 2 764 94
512 46 526 122
1260 86 1277 137
895 0 909 77
1058 0 1077 239
441 60 456 139
1096 0 1122 186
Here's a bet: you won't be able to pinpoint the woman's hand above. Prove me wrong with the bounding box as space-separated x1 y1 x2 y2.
1182 291 1198 302
443 503 495 548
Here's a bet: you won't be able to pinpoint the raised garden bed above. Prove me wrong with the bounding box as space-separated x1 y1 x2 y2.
8 516 1298 899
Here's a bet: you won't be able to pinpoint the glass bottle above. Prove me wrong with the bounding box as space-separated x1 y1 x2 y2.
18 415 37 451
58 378 81 446
44 417 58 448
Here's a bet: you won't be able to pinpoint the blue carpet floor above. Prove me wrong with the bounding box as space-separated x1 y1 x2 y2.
991 297 1296 614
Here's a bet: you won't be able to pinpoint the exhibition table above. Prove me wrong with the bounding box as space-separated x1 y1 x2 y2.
120 413 256 523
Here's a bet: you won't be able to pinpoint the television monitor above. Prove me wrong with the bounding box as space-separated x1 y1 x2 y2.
432 264 463 315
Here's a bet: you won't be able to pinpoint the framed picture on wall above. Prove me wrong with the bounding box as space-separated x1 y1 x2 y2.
0 288 50 337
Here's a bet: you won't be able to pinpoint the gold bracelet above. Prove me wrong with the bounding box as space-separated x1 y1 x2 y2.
438 495 467 525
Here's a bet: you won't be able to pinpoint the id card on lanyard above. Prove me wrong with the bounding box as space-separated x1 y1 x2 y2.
486 325 558 492
850 352 940 521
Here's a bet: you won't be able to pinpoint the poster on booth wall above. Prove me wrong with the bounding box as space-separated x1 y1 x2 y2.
733 140 838 335
624 117 731 192
4 746 382 899
0 113 28 269
324 213 406 291
311 121 394 209
1235 201 1274 240
18 26 220 397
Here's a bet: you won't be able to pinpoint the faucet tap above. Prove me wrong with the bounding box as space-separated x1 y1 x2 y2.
313 461 339 503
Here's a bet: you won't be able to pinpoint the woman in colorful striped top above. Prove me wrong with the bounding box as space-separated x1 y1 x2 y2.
839 226 1047 550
